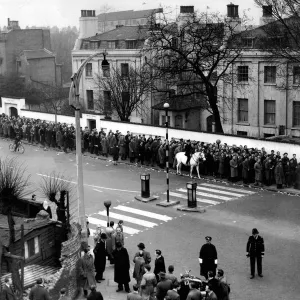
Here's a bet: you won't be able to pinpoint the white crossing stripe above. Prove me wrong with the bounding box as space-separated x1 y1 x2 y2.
165 192 219 205
97 210 158 228
114 205 172 221
88 216 140 235
196 186 245 197
177 188 233 201
201 183 256 194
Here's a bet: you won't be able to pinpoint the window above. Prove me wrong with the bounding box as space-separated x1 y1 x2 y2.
293 101 300 126
132 19 137 25
86 63 92 77
17 61 21 68
264 133 275 138
293 67 300 84
264 100 276 124
237 66 248 82
122 91 130 105
237 98 248 122
126 40 137 49
125 20 129 25
104 91 112 114
264 66 276 83
107 41 116 49
121 63 129 77
24 236 39 259
237 131 248 136
241 38 253 48
87 90 94 110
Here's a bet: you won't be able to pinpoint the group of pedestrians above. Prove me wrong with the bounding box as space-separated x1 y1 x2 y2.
1 113 300 189
75 220 234 300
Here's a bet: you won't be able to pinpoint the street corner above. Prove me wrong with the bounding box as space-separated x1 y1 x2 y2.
134 194 159 202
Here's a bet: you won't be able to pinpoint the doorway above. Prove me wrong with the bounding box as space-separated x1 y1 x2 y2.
175 115 183 128
9 106 18 117
88 119 96 130
206 115 215 132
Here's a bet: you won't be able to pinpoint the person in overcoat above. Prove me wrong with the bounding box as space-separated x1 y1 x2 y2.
105 221 115 264
153 250 166 282
199 236 218 279
139 264 157 300
218 153 225 178
158 142 166 168
264 158 274 186
56 129 63 150
113 242 131 293
229 156 238 182
246 228 265 279
2 277 17 300
138 141 145 165
275 160 285 189
113 226 124 247
133 252 146 287
242 155 249 184
155 272 173 300
101 135 108 157
93 233 107 282
118 135 127 160
76 246 97 297
29 278 50 300
129 137 136 163
134 243 151 265
254 158 263 186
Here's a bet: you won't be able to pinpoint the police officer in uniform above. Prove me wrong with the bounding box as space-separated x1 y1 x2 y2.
246 228 265 279
185 140 193 166
199 236 218 279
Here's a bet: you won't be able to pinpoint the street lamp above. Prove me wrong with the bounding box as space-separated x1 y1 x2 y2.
164 102 170 202
104 200 112 227
186 182 197 208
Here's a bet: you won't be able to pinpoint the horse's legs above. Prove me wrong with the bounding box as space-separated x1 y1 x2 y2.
190 165 194 178
197 165 201 179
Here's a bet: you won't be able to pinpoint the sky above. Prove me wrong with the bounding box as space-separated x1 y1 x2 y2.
0 0 262 29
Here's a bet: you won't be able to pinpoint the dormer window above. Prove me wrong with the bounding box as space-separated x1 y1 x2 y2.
242 38 253 48
126 40 137 49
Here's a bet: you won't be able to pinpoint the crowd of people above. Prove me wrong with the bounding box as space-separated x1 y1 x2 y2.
1 113 300 189
75 220 231 300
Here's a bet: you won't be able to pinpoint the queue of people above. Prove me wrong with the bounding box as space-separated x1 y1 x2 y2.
1 113 300 189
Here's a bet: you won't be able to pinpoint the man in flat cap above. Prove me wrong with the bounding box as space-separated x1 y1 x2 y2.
246 228 265 279
199 236 218 279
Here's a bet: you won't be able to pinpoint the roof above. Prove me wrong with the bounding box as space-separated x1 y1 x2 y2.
97 8 163 22
21 49 55 60
152 95 208 111
85 26 148 41
0 212 57 247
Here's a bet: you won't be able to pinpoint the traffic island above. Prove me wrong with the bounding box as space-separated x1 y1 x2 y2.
156 199 180 207
177 205 206 213
135 194 159 202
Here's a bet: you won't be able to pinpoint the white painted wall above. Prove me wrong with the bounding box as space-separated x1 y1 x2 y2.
0 97 26 115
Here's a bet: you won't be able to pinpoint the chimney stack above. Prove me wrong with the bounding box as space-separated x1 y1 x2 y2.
79 9 98 39
178 6 194 29
260 5 275 25
225 3 241 33
227 3 239 18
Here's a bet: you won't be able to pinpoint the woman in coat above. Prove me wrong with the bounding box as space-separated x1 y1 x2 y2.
275 160 285 189
229 155 238 182
133 252 145 287
140 264 157 300
112 242 131 293
254 158 263 186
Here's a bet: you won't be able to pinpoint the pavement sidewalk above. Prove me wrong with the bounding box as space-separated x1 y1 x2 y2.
76 259 135 300
15 138 300 197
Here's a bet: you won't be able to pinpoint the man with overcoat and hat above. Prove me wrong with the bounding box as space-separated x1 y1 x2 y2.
246 228 265 279
199 236 218 279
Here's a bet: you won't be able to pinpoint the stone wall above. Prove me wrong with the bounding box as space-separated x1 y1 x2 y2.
48 223 82 300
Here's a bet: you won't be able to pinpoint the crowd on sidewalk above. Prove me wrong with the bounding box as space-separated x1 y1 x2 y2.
1 113 300 189
75 221 231 300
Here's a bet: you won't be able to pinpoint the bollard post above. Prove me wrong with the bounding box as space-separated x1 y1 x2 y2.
140 174 150 198
186 182 197 208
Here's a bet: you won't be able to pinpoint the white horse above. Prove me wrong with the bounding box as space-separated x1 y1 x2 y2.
175 151 206 179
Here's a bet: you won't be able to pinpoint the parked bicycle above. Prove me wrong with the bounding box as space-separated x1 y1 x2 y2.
9 140 25 154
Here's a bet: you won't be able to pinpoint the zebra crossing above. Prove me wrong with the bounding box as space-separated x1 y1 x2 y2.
163 183 256 208
88 205 173 237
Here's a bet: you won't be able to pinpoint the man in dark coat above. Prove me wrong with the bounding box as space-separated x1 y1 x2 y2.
246 228 265 279
113 241 131 293
87 285 103 300
154 249 166 282
29 278 50 300
134 243 151 265
199 236 218 279
2 277 17 300
185 140 193 166
155 272 172 300
93 233 107 282
186 281 202 300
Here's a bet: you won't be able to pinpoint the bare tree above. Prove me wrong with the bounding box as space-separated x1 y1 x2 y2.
93 64 153 121
143 9 251 133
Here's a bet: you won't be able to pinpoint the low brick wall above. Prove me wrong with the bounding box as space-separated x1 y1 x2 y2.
48 223 82 300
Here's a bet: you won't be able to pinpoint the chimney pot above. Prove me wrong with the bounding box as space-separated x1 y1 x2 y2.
262 5 272 17
180 6 194 14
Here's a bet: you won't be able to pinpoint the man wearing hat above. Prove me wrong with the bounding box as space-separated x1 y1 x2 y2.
246 228 265 279
93 233 107 282
156 272 172 300
184 140 193 166
199 236 218 279
134 243 151 265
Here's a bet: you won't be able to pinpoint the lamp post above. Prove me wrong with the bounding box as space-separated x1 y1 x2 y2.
104 200 112 227
69 52 104 238
164 102 170 202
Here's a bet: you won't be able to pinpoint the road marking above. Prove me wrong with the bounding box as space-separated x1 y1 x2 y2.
177 188 233 201
36 173 139 193
97 210 158 228
196 187 245 197
166 192 220 205
93 189 103 193
88 216 140 234
113 205 172 221
201 183 256 194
